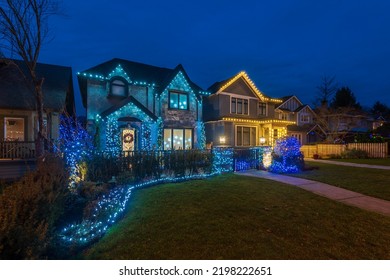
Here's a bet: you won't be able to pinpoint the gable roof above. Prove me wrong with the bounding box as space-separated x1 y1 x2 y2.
0 59 74 113
207 71 282 103
295 104 316 115
100 95 157 121
276 95 303 110
78 58 204 107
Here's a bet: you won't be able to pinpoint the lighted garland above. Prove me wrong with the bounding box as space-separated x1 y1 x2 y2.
156 117 164 149
197 121 206 149
141 123 152 150
60 173 218 245
105 115 121 156
212 147 234 173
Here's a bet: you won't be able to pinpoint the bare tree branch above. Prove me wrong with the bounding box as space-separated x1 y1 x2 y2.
0 0 59 158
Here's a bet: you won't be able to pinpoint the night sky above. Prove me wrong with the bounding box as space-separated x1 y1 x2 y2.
37 0 390 115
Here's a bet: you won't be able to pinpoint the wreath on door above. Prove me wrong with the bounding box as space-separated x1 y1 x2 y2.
123 132 134 144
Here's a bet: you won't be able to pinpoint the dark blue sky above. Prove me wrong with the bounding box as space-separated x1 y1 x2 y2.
38 0 390 115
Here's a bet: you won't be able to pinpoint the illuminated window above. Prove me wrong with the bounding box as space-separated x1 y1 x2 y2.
185 129 192 149
163 129 172 150
231 98 248 115
4 117 25 141
169 91 188 110
163 128 192 150
258 102 266 116
110 79 127 97
236 126 256 146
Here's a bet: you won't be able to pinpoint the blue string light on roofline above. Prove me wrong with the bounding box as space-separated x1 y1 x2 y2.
103 101 157 155
77 65 156 87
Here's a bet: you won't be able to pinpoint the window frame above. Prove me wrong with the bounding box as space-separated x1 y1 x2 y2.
231 97 249 115
163 128 193 150
109 77 128 98
258 102 267 116
4 117 26 141
169 90 189 110
235 125 257 147
300 114 310 123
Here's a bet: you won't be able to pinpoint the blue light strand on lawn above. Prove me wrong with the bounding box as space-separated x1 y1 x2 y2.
60 172 217 245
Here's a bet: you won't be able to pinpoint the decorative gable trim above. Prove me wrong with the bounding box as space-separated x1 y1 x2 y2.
158 71 202 104
108 65 132 83
216 71 282 103
296 105 316 116
276 95 303 110
100 95 157 121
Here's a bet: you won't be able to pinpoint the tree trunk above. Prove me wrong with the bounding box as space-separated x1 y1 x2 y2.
35 78 45 159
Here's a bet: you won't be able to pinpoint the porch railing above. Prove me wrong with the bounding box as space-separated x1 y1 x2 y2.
0 141 36 159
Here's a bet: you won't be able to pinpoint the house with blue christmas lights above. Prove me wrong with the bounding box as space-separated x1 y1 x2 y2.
77 58 207 154
203 71 296 147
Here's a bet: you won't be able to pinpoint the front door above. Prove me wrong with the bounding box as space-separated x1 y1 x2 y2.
122 128 135 152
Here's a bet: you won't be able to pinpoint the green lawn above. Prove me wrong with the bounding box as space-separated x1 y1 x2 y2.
325 158 390 166
291 162 390 201
82 174 390 260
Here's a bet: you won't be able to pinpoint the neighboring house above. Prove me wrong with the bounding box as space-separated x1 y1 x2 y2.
77 58 206 153
275 95 326 144
325 113 374 142
372 116 386 131
0 59 74 159
203 71 295 147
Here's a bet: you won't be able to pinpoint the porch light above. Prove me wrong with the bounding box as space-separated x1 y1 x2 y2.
219 136 226 144
259 137 266 145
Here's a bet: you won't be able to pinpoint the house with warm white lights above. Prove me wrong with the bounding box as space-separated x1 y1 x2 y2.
78 58 206 153
275 95 326 144
203 71 295 147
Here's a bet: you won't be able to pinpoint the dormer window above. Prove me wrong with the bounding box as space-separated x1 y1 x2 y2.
110 78 128 97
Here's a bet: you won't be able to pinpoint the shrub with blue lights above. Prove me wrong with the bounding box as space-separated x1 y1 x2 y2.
59 115 93 187
269 137 304 173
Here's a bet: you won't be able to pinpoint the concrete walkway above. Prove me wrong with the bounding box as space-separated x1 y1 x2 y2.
304 158 390 170
237 169 390 217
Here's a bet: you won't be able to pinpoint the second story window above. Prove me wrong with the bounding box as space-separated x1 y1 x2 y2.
231 97 249 115
169 91 188 110
258 102 267 116
300 114 310 123
110 79 127 97
280 113 288 120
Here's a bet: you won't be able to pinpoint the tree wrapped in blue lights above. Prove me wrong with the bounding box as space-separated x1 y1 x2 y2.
59 115 93 187
269 137 304 173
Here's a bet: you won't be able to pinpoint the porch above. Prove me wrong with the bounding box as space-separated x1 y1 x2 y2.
0 141 36 160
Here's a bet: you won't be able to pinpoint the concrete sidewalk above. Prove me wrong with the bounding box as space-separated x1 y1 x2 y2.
305 158 390 170
237 169 390 217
